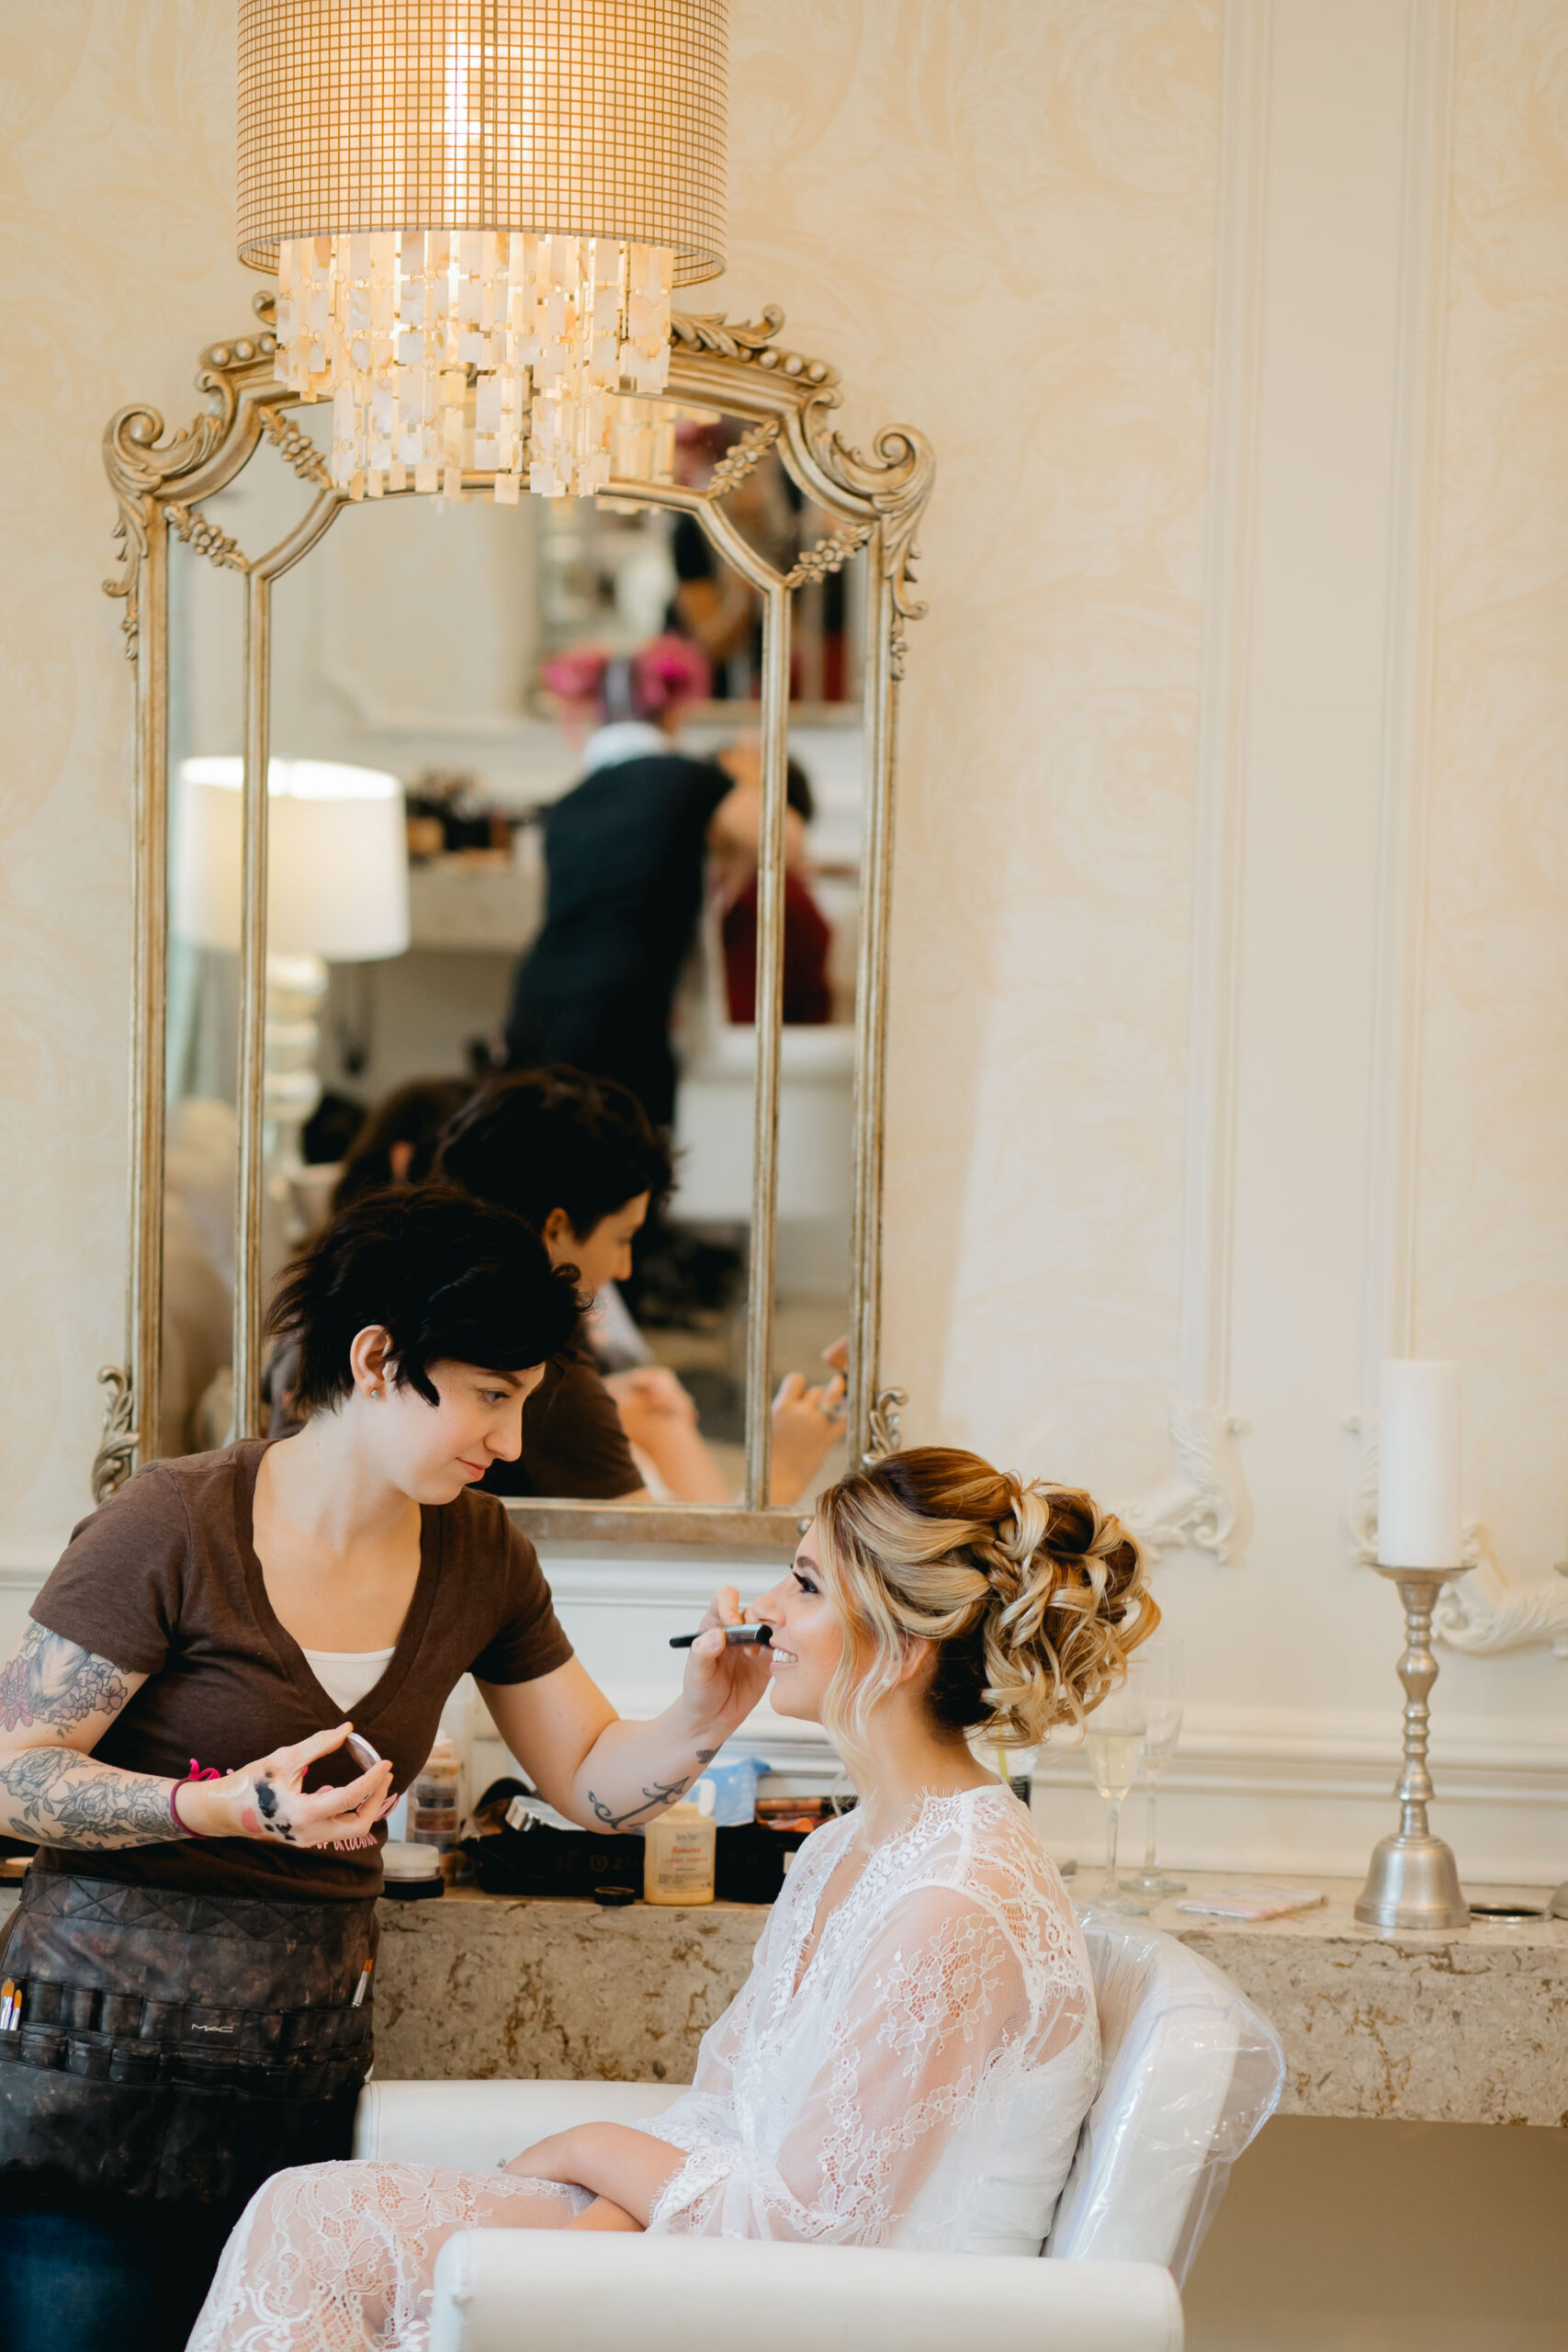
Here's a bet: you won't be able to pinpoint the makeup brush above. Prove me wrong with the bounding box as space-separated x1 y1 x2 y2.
670 1625 773 1649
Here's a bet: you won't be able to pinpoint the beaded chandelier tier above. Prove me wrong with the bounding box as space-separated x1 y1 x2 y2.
237 1 727 500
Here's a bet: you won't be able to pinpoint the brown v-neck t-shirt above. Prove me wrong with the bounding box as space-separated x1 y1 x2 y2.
28 1440 572 1904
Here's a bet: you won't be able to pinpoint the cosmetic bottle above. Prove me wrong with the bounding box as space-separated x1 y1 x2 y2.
643 1778 716 1905
409 1736 461 1855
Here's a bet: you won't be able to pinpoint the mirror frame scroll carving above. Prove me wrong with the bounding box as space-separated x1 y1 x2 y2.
99 297 933 1548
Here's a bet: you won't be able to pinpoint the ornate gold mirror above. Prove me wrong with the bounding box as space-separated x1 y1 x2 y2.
99 299 931 1547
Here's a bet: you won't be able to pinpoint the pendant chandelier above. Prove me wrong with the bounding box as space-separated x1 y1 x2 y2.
237 2 727 501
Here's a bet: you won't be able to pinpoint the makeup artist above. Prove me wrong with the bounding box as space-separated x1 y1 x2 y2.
0 1186 771 2352
433 1066 848 1506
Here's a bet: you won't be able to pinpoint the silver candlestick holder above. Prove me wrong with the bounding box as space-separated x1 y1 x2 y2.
1354 1565 1472 1933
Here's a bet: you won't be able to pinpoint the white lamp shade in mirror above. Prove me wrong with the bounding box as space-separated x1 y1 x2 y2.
173 758 411 963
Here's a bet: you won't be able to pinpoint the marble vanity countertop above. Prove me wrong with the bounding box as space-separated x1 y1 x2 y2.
366 1871 1568 2127
372 1884 767 2086
1134 1874 1568 2127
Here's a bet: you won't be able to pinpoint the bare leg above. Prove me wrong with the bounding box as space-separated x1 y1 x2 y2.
187 2160 593 2352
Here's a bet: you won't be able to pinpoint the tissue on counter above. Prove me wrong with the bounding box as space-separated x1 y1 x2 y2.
1176 1884 1325 1921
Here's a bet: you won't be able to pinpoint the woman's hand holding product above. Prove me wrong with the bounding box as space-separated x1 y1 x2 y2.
174 1723 393 1848
0 1626 390 1857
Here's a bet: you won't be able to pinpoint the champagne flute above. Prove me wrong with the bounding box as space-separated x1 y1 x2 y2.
1083 1689 1148 1916
1122 1641 1186 1896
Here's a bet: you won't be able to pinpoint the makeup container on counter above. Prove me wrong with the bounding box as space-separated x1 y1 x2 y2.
644 1778 716 1905
409 1736 461 1857
381 1842 445 1900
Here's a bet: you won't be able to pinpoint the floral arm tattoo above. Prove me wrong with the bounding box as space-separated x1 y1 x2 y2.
0 1745 173 1848
0 1623 131 1736
0 1621 173 1850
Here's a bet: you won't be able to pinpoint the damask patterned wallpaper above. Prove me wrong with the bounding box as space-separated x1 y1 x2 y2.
728 2 1225 1488
0 0 1224 1544
0 4 257 1542
0 1 1562 1804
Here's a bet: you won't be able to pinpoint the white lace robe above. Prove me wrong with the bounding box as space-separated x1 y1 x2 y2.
190 1786 1098 2350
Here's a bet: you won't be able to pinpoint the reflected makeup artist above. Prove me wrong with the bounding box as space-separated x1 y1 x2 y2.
434 1067 848 1506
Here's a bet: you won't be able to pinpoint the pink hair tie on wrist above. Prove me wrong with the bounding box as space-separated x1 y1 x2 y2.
171 1757 220 1841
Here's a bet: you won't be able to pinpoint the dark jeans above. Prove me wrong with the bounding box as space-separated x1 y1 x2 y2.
0 2196 239 2352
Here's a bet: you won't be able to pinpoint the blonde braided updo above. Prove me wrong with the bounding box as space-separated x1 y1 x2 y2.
812 1447 1156 1765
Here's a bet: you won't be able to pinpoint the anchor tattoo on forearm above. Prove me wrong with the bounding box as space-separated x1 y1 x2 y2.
586 1751 718 1832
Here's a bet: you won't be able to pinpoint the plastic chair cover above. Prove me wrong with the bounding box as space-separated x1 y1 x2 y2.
1045 1908 1285 2282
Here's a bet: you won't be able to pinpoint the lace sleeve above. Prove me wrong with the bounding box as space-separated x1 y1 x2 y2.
649 1881 1091 2246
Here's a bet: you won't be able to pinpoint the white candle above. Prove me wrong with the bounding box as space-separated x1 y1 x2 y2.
1377 1359 1462 1567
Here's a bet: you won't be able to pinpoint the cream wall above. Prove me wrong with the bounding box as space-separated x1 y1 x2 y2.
1421 0 1568 1573
726 0 1568 1877
0 4 256 1544
2 1 1565 1881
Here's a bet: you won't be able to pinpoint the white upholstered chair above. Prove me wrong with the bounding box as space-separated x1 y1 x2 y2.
353 1912 1283 2352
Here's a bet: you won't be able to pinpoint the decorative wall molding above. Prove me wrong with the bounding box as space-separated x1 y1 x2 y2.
1034 1702 1568 1812
864 1385 907 1464
1114 1404 1251 1571
1342 1408 1382 1566
1155 0 1275 1569
1178 0 1270 1429
1356 0 1455 1391
1344 1410 1566 1658
1436 1563 1568 1661
1322 6 1567 1670
92 1365 138 1507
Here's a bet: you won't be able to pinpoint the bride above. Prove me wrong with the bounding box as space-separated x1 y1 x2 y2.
190 1446 1156 2346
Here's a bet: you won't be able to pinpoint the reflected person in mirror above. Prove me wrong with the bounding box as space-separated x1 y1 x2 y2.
502 638 812 1132
328 1076 474 1211
262 1079 481 1434
434 1069 847 1506
708 738 832 1026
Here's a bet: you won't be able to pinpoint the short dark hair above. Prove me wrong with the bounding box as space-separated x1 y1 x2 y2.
266 1184 581 1416
433 1067 671 1238
331 1077 475 1214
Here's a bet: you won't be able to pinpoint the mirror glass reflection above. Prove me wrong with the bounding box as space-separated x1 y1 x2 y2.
163 535 244 1458
159 402 865 1513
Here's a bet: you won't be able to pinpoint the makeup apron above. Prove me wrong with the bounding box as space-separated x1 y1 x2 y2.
0 1868 376 2208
